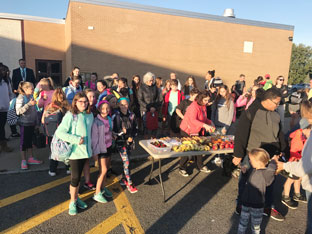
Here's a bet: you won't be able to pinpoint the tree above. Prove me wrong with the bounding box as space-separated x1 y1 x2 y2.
288 43 312 84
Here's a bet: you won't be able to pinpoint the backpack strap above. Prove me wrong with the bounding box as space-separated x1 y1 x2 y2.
107 116 113 131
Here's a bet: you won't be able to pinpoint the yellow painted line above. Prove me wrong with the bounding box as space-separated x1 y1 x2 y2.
0 167 98 208
86 211 122 234
0 189 95 234
0 176 117 234
110 177 145 234
85 176 144 234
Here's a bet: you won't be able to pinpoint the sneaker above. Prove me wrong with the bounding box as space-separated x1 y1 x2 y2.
200 166 211 173
84 182 96 190
66 169 71 175
120 178 127 186
127 184 138 193
11 133 20 138
269 208 285 221
21 160 28 170
68 201 77 215
102 187 113 198
179 169 189 177
76 197 88 209
48 171 56 177
293 194 307 203
27 157 42 165
93 192 107 203
282 196 298 209
235 205 242 215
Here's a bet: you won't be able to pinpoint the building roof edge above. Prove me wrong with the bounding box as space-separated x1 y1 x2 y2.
71 0 294 31
0 13 65 24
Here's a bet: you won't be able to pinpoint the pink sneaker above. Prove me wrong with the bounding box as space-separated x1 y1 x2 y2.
27 157 43 165
21 160 28 170
127 184 138 193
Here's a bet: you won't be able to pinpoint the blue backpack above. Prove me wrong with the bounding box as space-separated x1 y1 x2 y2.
50 114 78 165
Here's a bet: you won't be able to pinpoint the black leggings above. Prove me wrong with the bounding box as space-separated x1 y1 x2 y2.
179 130 204 170
69 159 87 187
0 112 6 141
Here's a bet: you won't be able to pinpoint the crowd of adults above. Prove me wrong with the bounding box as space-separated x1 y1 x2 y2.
0 58 311 232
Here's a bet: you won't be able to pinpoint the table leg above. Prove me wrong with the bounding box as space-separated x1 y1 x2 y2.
158 159 165 202
148 157 155 183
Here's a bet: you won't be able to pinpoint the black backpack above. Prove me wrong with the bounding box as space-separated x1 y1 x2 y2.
43 110 63 137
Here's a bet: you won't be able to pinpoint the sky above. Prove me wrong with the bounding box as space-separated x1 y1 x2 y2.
1 0 311 46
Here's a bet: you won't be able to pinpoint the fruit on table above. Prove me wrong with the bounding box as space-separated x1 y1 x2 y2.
172 144 210 152
150 141 167 148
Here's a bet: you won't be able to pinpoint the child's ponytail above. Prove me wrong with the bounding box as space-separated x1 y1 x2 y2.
17 81 26 95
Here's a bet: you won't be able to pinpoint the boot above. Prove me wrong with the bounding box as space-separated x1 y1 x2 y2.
0 140 13 153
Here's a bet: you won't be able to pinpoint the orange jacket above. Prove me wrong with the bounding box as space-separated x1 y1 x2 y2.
289 129 307 161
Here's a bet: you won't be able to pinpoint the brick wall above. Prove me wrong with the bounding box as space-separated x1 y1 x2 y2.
24 20 65 81
67 1 293 88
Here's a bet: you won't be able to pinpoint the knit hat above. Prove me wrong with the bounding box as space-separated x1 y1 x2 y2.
96 100 109 110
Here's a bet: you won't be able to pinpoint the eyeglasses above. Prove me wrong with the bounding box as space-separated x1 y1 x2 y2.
269 99 280 106
77 101 88 104
279 79 284 81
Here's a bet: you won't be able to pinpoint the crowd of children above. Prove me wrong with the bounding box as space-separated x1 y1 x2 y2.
1 61 311 232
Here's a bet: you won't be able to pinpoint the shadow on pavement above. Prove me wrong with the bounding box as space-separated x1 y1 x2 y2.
145 169 231 234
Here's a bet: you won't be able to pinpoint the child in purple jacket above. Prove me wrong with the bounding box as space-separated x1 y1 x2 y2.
91 100 113 203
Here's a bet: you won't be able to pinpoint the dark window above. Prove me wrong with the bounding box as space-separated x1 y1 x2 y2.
36 60 62 85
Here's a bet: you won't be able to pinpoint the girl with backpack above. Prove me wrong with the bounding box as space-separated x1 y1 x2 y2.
16 81 42 170
54 92 94 215
91 100 113 203
113 97 138 193
42 88 70 176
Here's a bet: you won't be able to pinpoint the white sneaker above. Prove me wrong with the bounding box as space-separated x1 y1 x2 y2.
66 170 71 175
48 171 56 177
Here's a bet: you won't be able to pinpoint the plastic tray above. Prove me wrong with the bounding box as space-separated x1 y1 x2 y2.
147 140 172 154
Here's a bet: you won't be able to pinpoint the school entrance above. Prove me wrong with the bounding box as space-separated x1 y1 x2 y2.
35 60 62 85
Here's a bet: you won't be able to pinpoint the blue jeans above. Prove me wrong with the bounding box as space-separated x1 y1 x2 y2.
237 205 263 234
306 190 312 234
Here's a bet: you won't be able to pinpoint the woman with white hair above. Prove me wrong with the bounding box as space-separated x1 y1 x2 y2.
137 72 160 116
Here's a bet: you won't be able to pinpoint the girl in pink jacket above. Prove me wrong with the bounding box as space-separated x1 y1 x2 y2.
36 77 55 110
91 100 113 203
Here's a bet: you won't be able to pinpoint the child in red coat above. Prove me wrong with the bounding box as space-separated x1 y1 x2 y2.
282 125 311 208
145 106 158 139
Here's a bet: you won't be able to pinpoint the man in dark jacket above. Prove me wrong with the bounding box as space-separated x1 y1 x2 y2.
137 72 160 116
233 87 287 221
12 58 36 93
